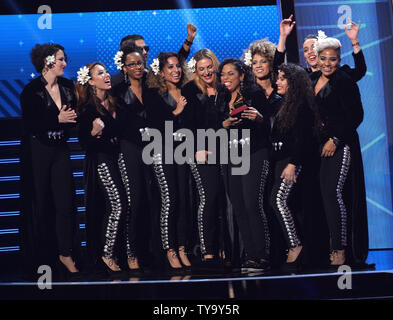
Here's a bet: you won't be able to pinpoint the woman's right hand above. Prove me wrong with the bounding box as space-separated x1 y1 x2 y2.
58 105 77 123
173 96 187 116
195 150 212 163
91 118 105 137
222 116 242 129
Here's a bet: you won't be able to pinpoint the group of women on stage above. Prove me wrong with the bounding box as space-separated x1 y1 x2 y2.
19 17 369 279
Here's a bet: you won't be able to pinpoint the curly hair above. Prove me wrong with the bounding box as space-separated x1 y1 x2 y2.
217 58 257 98
243 38 277 85
75 62 116 116
276 63 321 134
120 44 145 66
146 52 191 95
192 49 220 95
30 43 68 73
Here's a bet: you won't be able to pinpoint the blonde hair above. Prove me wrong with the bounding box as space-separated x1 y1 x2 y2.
191 49 220 95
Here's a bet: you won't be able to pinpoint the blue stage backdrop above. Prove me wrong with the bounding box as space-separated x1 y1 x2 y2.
295 0 393 249
0 5 281 117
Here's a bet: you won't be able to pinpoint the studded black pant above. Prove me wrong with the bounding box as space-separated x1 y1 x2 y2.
270 157 302 249
96 152 128 259
320 145 351 250
223 148 271 261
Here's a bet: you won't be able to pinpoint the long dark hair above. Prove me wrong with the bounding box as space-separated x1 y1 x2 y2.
276 63 321 134
75 62 116 115
217 58 257 98
146 52 191 95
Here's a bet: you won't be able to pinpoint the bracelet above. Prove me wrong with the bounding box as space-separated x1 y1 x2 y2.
351 41 360 47
329 137 340 146
184 39 193 46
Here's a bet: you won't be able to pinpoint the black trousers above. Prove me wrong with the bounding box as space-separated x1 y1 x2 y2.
96 152 128 259
190 163 221 256
320 145 351 251
30 137 76 257
223 148 271 261
119 140 151 258
270 157 302 249
152 155 190 251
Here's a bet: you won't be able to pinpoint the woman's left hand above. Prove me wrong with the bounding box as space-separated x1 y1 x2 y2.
321 139 337 157
280 163 297 185
280 14 296 38
241 107 263 123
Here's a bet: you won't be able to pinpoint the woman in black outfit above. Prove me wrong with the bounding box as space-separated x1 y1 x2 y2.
182 49 230 266
19 43 79 279
145 52 192 272
76 62 127 274
218 58 271 271
311 34 368 266
270 63 319 270
303 22 366 82
112 44 151 273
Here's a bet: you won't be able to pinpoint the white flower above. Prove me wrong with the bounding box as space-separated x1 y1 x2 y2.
243 50 252 67
150 58 160 75
46 55 56 66
77 66 91 85
317 30 327 42
187 57 196 73
114 50 124 70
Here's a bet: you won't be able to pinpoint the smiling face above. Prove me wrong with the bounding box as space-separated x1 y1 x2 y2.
196 57 216 86
251 53 271 79
276 71 289 95
88 64 111 90
303 38 318 68
220 63 244 93
318 48 340 77
123 52 144 81
161 56 182 85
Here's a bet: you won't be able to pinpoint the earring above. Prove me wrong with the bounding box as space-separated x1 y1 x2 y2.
240 80 244 93
124 71 129 85
92 85 97 96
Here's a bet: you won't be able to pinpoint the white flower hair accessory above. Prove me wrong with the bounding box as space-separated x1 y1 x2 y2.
150 58 160 75
317 30 327 41
243 50 252 67
77 66 91 85
313 30 341 55
114 50 124 70
46 55 56 66
187 57 196 73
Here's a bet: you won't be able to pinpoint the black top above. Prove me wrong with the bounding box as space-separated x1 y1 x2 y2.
306 51 367 83
112 80 151 147
311 69 364 145
270 102 315 166
219 87 271 154
20 76 76 145
78 103 121 155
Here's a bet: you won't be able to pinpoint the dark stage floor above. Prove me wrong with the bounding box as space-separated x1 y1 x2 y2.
0 249 392 300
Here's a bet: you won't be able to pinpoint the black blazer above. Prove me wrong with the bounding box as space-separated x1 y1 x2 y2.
20 76 76 144
311 69 364 145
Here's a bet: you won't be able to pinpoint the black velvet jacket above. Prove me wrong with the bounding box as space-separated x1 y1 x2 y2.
311 69 364 145
20 76 76 144
112 80 151 147
270 102 315 166
78 103 121 155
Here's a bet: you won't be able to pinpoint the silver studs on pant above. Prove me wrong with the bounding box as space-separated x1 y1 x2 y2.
337 145 351 247
276 165 302 248
97 162 123 259
258 160 271 255
189 163 207 256
118 153 134 258
152 154 171 250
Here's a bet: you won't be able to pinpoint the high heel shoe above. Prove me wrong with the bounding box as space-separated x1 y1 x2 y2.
281 247 305 273
57 260 82 282
328 250 346 270
165 250 184 275
178 247 192 273
128 257 144 276
98 257 124 278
